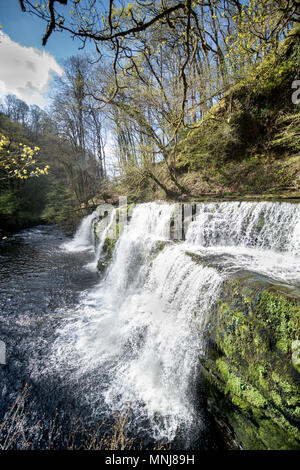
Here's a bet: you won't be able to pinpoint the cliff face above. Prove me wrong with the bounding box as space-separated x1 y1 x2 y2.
201 276 300 449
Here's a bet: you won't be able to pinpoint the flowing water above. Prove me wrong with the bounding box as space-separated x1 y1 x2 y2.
0 201 299 449
61 211 97 253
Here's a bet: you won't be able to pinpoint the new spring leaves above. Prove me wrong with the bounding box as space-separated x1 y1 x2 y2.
0 136 49 180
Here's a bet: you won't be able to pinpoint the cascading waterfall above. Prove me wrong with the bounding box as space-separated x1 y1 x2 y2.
186 201 300 252
94 210 116 260
84 209 117 271
61 209 118 270
50 200 299 446
61 211 97 252
185 201 300 282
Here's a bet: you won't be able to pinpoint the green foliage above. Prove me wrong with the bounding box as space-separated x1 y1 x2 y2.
0 189 17 216
41 181 81 234
174 28 300 197
270 112 300 154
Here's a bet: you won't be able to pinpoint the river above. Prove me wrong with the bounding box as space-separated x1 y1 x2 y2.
0 201 299 449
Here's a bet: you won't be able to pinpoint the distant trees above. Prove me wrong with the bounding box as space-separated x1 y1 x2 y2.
0 56 110 235
0 88 98 232
0 95 51 137
51 56 107 204
19 0 300 197
2 95 29 127
0 58 108 208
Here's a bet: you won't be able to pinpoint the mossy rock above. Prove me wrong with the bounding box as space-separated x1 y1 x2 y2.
202 276 300 449
151 240 167 256
97 236 117 273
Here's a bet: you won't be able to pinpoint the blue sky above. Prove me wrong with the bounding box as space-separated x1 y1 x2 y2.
0 1 82 62
0 1 94 108
0 1 115 162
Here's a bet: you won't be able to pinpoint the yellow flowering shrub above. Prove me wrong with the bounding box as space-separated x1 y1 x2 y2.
0 135 49 180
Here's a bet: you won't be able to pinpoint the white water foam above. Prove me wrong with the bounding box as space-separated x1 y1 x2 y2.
61 211 97 252
187 201 300 252
48 200 299 443
186 201 300 283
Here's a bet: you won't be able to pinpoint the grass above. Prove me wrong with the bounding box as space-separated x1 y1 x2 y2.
0 386 169 450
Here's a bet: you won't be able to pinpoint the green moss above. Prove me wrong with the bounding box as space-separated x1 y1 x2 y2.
255 291 300 354
150 240 166 257
203 277 300 449
97 236 117 273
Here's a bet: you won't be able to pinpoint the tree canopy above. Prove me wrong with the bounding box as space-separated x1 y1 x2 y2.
4 0 298 219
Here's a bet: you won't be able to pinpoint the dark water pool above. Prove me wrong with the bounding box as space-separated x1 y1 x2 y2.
0 225 224 450
0 226 100 445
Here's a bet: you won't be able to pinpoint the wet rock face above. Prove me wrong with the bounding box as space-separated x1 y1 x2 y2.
201 277 300 450
97 237 116 273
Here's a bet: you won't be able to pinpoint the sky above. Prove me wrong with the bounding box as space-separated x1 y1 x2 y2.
0 0 116 164
0 0 89 108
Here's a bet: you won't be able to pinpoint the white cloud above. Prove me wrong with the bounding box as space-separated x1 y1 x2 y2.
0 32 63 108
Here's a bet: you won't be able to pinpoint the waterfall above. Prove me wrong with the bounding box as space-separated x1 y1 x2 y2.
185 201 300 282
49 200 299 445
104 202 175 296
61 211 97 252
84 209 117 271
186 201 300 252
95 210 116 259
